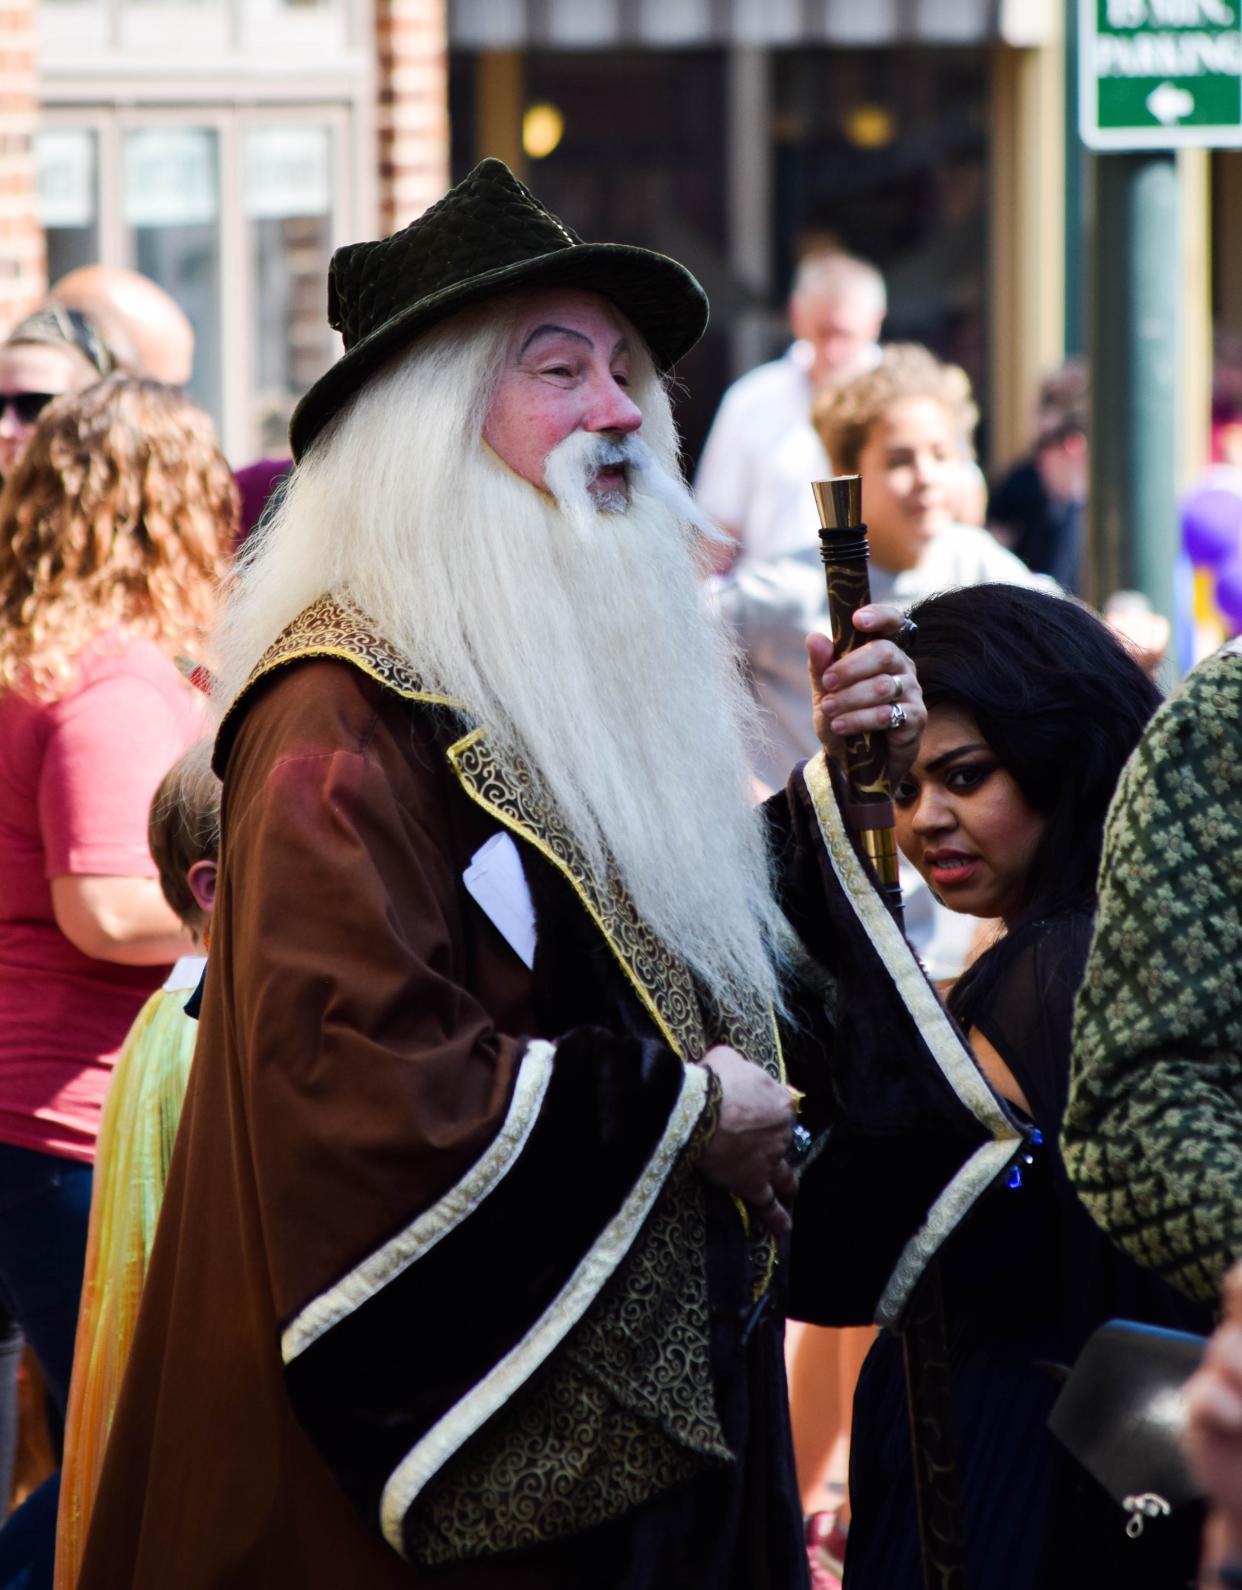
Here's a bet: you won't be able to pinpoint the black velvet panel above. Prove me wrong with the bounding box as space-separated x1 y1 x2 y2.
283 1023 690 1535
523 847 672 1047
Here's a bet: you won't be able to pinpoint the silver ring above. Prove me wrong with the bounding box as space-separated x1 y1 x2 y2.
890 674 904 701
895 617 918 653
889 702 908 731
788 1124 813 1165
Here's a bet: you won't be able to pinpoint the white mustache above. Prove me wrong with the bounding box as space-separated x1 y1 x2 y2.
543 430 724 542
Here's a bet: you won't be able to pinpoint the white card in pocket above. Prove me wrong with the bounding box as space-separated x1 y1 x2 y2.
463 831 537 969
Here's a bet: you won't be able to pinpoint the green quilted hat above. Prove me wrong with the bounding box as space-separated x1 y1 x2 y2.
289 158 709 461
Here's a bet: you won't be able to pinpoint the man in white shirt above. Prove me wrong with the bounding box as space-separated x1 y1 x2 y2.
694 253 885 557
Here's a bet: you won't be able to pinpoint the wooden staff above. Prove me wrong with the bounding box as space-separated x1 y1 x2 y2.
813 473 968 1590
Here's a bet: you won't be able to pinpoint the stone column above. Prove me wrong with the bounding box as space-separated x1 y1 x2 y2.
375 0 451 237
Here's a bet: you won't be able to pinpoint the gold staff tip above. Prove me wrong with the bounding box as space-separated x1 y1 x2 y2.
811 475 862 531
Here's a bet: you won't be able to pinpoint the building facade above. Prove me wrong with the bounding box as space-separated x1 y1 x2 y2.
33 0 448 461
2 0 1226 482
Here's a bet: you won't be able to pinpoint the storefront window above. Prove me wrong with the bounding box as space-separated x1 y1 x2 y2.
124 126 222 426
36 128 100 285
245 125 336 453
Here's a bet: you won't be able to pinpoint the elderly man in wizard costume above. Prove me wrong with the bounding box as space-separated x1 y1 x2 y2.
76 162 1022 1590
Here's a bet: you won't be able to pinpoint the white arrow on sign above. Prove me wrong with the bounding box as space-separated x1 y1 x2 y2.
1147 82 1196 125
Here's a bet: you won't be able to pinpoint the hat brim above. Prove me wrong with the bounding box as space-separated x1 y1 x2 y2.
289 242 709 462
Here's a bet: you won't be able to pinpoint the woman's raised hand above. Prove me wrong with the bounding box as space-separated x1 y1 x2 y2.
807 604 925 786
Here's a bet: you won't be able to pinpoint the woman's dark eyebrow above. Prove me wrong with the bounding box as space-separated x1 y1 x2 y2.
924 742 988 774
517 326 630 360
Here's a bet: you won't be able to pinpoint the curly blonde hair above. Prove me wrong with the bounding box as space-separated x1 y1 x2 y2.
813 343 979 475
0 375 236 697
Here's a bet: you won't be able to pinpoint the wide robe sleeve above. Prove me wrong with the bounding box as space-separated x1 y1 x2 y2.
767 752 1028 1328
212 662 721 1564
1065 646 1242 1306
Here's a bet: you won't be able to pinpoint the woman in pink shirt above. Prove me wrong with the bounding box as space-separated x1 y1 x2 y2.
0 375 234 1557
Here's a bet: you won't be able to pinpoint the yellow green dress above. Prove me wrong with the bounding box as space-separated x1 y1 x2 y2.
54 957 204 1590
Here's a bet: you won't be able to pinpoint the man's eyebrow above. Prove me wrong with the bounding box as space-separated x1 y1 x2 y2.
518 324 592 357
924 742 989 774
516 326 630 360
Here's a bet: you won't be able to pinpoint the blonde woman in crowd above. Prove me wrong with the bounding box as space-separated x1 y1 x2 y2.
0 376 234 1588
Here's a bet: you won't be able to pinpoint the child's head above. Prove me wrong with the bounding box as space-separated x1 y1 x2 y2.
148 739 220 941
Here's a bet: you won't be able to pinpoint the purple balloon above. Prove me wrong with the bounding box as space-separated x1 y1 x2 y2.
1182 485 1242 566
1217 553 1242 624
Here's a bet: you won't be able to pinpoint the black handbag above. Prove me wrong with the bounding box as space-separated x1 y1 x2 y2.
1043 1319 1207 1587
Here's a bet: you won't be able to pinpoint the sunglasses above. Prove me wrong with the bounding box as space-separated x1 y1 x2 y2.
0 392 56 425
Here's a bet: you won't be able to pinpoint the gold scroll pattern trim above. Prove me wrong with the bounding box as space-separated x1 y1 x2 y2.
448 726 707 1063
448 727 784 1090
214 593 464 774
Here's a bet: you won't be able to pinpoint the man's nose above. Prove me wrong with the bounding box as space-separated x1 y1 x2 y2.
583 375 641 436
0 405 23 440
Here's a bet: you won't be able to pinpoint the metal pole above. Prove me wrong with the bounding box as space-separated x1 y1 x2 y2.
1063 0 1086 358
1085 151 1180 622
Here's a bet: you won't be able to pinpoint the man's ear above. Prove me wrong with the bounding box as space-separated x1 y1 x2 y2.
187 859 217 918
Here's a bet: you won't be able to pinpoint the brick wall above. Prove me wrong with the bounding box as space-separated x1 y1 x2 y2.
376 0 450 238
0 0 42 331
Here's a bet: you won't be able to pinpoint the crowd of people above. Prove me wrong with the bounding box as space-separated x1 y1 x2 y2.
0 155 1237 1590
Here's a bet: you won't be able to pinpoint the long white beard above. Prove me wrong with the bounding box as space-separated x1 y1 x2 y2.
216 315 788 1012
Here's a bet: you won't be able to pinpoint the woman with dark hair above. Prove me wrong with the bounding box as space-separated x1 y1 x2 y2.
843 583 1210 1590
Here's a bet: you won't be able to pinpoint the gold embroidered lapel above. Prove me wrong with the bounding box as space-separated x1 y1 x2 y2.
222 596 783 1077
446 726 707 1061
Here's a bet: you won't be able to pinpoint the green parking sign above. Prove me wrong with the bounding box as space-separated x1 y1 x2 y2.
1080 0 1242 148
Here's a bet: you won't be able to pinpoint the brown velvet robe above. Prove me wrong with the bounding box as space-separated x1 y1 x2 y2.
76 600 1023 1590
